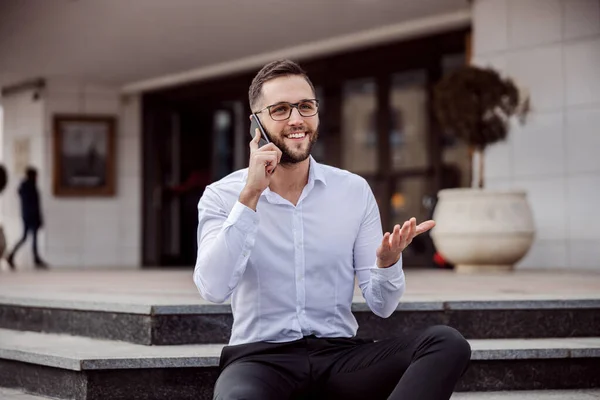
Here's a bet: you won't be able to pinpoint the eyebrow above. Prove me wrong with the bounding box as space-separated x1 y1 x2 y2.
268 99 315 107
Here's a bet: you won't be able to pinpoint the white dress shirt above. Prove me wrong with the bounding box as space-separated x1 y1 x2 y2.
194 156 405 346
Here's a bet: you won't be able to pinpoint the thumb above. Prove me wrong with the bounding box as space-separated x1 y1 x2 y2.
250 128 261 151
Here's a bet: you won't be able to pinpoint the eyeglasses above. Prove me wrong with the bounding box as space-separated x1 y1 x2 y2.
255 99 319 121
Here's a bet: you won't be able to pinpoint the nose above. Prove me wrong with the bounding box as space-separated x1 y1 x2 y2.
287 107 304 126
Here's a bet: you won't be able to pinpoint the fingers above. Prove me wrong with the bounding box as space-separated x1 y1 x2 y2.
408 217 416 243
387 217 420 251
415 220 436 235
253 153 279 174
249 131 282 165
249 128 261 152
390 224 401 248
260 143 283 164
398 220 410 250
380 232 391 252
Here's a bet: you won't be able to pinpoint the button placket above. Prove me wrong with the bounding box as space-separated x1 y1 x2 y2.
294 205 310 334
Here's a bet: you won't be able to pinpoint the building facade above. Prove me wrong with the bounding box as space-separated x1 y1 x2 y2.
0 0 598 270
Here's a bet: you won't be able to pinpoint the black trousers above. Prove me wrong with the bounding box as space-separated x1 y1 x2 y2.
214 325 471 400
9 224 40 262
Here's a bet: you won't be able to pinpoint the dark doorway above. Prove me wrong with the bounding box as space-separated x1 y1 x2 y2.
142 100 238 266
142 28 470 267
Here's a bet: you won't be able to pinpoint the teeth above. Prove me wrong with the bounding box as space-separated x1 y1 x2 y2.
288 133 305 139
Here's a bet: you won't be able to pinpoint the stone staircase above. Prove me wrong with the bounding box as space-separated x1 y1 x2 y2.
0 295 599 399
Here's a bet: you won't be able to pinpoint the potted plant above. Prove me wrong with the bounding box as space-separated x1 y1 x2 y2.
430 65 534 273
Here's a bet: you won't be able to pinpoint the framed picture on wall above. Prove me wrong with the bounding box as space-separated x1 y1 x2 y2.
53 114 116 196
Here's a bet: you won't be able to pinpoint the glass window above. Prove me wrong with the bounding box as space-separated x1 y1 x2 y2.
390 176 431 228
390 176 433 264
341 78 378 174
312 86 326 162
389 70 429 171
440 53 470 188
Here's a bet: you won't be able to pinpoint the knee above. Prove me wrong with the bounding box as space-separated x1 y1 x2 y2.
214 378 269 400
422 325 471 364
214 383 260 400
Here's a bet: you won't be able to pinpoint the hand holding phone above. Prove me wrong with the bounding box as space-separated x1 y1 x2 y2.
239 114 282 211
249 114 271 147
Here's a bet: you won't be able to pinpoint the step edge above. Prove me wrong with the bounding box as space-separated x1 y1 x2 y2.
2 297 599 315
0 348 81 371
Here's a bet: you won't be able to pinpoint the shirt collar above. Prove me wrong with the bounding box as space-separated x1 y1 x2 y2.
240 155 327 187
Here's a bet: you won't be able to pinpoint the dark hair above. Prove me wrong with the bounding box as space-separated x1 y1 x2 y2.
25 166 37 180
248 59 315 111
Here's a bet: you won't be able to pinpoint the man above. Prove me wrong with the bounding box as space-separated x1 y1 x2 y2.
194 60 470 400
7 167 48 270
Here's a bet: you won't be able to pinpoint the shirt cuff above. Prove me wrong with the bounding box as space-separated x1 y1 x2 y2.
370 254 403 280
225 201 260 232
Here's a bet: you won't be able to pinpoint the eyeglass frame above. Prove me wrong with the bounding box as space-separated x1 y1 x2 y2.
253 98 320 121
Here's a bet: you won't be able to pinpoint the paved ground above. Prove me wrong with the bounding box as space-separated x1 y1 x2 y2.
0 267 598 306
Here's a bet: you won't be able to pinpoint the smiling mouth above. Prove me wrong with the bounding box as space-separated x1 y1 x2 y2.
285 132 307 140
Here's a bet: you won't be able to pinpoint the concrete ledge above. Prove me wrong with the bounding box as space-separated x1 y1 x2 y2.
1 329 599 371
1 300 599 345
2 296 599 315
0 329 223 371
469 338 600 360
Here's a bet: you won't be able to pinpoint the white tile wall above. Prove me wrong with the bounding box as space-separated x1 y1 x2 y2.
483 178 513 190
119 211 141 248
473 0 509 55
484 137 512 180
0 90 45 269
117 176 141 210
82 245 122 268
566 173 600 240
0 79 143 268
83 201 121 249
119 247 141 267
506 45 564 111
472 54 508 72
568 240 600 269
517 238 568 269
82 95 120 115
512 177 567 240
566 106 600 173
44 202 85 249
508 0 562 48
512 112 565 177
118 136 141 178
475 0 600 270
565 38 600 106
563 0 600 40
45 246 83 268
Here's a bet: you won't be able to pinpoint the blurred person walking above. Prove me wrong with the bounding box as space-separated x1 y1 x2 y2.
6 166 48 270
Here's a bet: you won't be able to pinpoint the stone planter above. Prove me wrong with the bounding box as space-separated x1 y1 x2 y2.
430 188 535 273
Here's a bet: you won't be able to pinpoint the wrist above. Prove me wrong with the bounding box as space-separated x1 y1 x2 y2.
239 186 263 211
377 254 400 269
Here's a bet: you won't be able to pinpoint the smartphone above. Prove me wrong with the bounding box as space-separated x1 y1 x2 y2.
249 114 271 147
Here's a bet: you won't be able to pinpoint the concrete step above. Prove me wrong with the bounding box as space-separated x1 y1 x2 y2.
1 296 598 345
0 329 599 400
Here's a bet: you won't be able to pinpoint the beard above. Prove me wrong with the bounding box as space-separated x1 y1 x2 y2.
266 125 319 165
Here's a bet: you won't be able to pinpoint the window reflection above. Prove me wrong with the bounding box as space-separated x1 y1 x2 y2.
342 78 377 174
390 70 428 171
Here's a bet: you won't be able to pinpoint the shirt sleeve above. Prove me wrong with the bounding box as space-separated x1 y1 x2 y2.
353 179 405 318
193 186 259 303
